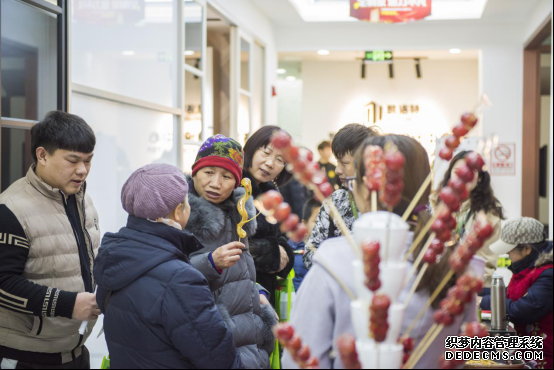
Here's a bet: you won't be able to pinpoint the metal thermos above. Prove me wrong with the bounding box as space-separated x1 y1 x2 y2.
491 272 508 331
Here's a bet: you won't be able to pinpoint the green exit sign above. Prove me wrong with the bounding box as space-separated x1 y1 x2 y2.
365 51 393 62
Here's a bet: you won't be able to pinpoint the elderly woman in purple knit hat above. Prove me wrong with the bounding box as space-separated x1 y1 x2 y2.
94 163 242 369
185 135 277 369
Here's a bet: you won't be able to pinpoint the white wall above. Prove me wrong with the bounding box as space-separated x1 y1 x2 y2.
523 0 552 44
297 59 479 157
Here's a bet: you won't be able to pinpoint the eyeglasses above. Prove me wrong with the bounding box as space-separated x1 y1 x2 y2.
260 149 287 168
346 176 356 192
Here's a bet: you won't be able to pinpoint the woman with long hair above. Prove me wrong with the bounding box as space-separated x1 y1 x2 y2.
432 150 504 288
283 135 483 369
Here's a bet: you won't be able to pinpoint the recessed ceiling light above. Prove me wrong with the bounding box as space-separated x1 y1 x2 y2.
286 76 297 81
449 48 462 54
184 50 195 56
277 69 287 74
317 50 330 56
122 51 135 56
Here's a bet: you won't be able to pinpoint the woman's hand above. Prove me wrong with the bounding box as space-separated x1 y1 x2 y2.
212 242 245 270
278 245 290 272
260 294 279 321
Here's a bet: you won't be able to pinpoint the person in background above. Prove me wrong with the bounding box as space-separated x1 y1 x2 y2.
185 135 276 369
94 164 242 369
317 141 340 191
432 150 505 288
481 218 553 369
0 112 100 369
284 135 481 369
243 126 295 307
289 198 322 292
281 147 314 219
304 124 378 270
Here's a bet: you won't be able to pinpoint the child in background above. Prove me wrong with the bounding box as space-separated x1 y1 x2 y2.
289 199 322 291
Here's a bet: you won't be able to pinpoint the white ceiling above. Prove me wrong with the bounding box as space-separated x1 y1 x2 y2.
252 0 542 26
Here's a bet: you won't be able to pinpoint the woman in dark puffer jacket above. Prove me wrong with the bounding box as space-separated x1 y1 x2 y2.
94 164 242 369
243 126 295 307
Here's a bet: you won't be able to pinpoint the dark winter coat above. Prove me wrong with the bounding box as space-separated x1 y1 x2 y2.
244 172 295 307
94 216 242 369
186 177 277 369
481 242 553 369
280 178 312 219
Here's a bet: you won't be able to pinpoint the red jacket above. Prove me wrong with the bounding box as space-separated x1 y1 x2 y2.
506 247 553 369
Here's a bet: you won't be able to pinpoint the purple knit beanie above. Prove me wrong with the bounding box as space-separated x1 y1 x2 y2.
121 164 189 220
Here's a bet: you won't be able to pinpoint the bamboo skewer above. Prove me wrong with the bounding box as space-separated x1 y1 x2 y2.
404 235 435 285
371 191 378 213
404 323 438 369
403 263 429 310
404 211 439 261
402 173 432 222
406 324 444 369
403 270 455 338
324 198 362 259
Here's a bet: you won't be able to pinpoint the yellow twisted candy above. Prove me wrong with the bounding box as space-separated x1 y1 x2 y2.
237 178 254 239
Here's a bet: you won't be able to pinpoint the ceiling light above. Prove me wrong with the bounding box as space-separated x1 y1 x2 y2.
286 76 297 82
122 51 135 56
184 50 195 56
277 69 287 75
317 50 330 56
449 48 462 54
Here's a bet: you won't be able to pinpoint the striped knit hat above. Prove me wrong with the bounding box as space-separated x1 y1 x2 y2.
191 135 244 188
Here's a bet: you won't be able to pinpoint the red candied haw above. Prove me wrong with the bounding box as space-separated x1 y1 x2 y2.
445 136 461 150
448 178 467 195
470 279 484 294
366 267 380 279
439 187 460 210
296 344 311 363
284 146 300 164
439 147 453 161
438 207 453 222
306 151 314 162
461 112 478 128
423 249 438 264
450 255 467 274
466 152 485 172
290 224 308 243
293 160 308 173
305 357 319 368
403 353 411 365
434 310 448 324
476 223 494 241
273 203 292 222
467 236 484 252
456 275 474 289
385 181 404 195
465 322 485 338
281 214 300 233
445 215 458 231
302 163 319 182
458 186 470 202
445 300 465 316
272 131 292 149
262 190 283 211
431 219 447 234
372 294 391 310
380 192 402 208
437 229 452 242
319 182 334 198
385 169 404 182
402 337 415 352
442 312 456 327
312 170 327 185
276 324 295 341
362 241 380 258
384 151 405 171
366 279 381 292
430 239 445 254
372 326 389 342
288 335 302 352
368 178 382 192
452 123 470 137
455 165 475 183
458 248 473 264
454 287 472 304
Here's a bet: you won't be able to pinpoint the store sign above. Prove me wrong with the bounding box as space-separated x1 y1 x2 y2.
490 143 516 176
365 51 393 62
365 101 420 124
351 0 432 24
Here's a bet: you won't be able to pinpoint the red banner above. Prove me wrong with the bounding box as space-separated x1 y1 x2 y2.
350 0 432 24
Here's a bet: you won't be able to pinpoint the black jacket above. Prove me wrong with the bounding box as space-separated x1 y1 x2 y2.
94 216 242 369
244 172 295 306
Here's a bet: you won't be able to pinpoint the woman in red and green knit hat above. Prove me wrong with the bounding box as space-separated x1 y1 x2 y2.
186 135 277 369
